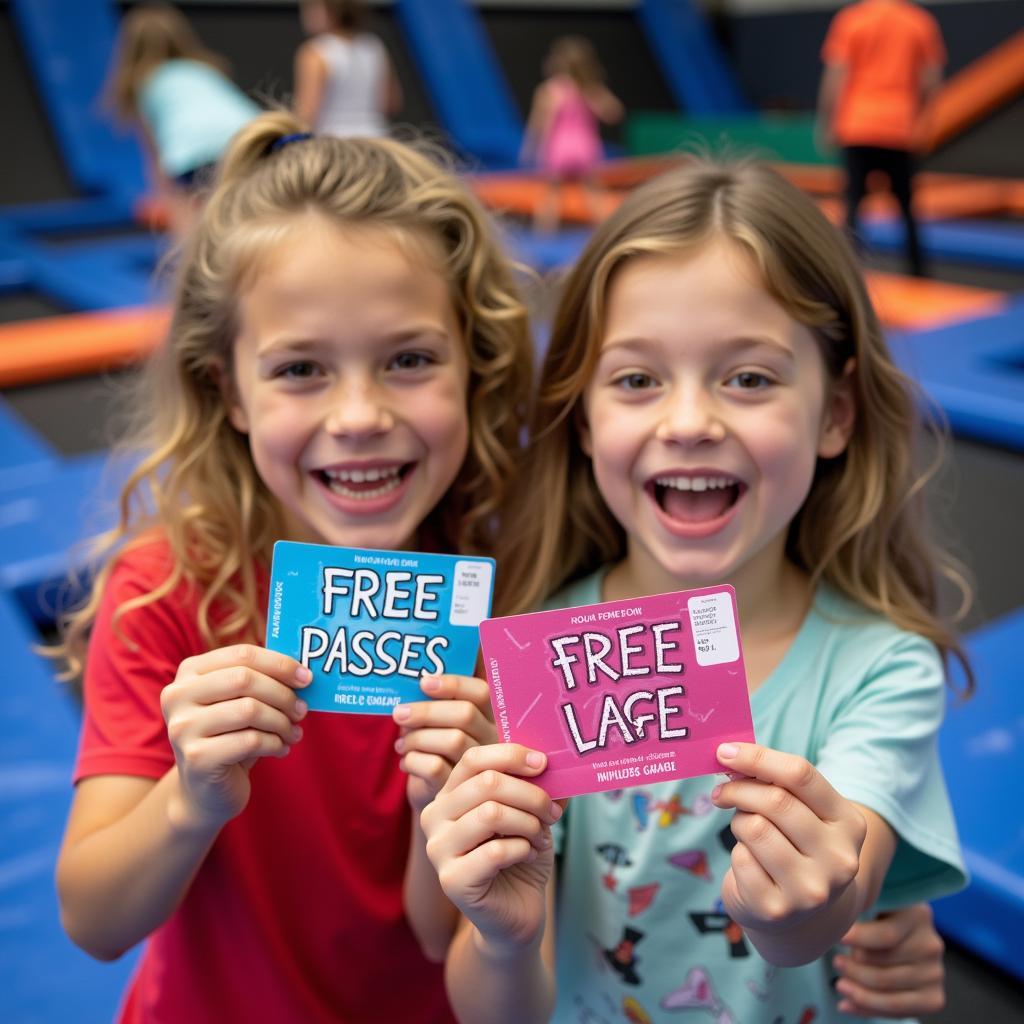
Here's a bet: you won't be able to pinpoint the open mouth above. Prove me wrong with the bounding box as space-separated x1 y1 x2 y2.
315 463 413 501
650 474 745 524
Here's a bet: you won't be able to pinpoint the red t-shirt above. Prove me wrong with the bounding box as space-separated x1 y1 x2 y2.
75 538 455 1024
822 0 946 149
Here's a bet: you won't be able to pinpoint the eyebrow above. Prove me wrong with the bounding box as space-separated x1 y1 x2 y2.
257 326 454 359
601 334 795 362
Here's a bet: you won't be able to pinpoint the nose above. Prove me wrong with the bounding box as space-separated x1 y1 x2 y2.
655 384 725 446
323 377 394 439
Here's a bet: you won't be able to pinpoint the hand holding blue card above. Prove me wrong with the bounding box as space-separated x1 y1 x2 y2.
266 541 495 714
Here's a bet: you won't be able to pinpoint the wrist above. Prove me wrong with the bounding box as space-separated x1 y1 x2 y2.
165 774 230 840
472 920 544 963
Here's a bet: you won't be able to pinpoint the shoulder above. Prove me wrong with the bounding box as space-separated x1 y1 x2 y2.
808 585 944 694
106 532 177 593
542 568 606 612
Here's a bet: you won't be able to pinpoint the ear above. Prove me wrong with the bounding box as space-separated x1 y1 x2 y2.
818 358 856 459
210 359 249 434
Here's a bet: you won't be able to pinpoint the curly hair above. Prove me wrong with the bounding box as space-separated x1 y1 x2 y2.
55 110 533 677
497 158 972 692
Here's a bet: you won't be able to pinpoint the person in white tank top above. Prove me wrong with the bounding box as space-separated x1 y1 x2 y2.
294 0 402 138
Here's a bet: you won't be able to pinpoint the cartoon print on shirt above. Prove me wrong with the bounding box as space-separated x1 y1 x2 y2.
604 925 645 985
596 842 633 891
632 791 652 831
654 792 689 826
626 882 660 917
621 995 653 1023
668 847 712 881
660 965 737 1023
689 910 750 958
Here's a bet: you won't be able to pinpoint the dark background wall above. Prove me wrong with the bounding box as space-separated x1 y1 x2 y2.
4 0 1023 206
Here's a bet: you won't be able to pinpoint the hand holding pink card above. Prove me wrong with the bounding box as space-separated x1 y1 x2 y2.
479 586 756 798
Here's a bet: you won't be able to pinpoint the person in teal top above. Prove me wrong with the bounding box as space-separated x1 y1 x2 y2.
545 572 962 1023
107 4 258 235
412 160 971 1023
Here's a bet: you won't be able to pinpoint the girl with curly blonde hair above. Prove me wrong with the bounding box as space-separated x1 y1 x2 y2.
54 110 532 1023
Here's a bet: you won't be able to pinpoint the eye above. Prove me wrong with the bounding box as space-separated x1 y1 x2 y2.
614 371 658 391
725 371 771 390
388 351 435 371
275 361 321 380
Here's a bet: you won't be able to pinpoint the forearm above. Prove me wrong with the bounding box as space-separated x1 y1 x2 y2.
57 769 221 960
404 813 460 962
446 922 555 1024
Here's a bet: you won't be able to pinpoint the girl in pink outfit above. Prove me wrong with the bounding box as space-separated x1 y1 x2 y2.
522 37 623 233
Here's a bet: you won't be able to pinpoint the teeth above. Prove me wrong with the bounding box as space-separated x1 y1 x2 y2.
655 475 735 491
324 474 403 500
322 466 401 484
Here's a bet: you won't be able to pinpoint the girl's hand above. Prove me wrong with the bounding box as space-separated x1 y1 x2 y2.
833 905 945 1017
420 744 561 952
711 742 867 936
393 673 498 812
160 645 311 831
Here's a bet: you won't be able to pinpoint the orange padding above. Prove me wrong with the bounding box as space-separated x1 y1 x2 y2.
471 177 627 223
0 306 169 387
864 272 1005 331
924 30 1024 152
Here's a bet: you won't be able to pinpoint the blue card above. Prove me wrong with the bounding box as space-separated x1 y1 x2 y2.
266 541 495 714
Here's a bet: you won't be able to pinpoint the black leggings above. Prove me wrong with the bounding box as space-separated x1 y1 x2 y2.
843 145 925 277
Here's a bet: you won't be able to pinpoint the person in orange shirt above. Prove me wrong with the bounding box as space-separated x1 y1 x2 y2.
817 0 945 276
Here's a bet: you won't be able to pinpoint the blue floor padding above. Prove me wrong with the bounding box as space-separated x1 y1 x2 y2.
10 0 144 201
934 608 1024 981
0 590 138 1023
0 451 134 625
0 195 140 238
889 298 1024 452
394 0 523 167
636 0 749 113
0 233 167 312
30 236 166 311
864 216 1024 270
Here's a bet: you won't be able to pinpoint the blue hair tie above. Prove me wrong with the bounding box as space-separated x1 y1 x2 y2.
271 132 313 152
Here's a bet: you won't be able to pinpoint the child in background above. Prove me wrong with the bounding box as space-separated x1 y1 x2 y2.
522 36 623 234
54 110 533 1023
107 2 259 237
419 160 969 1023
293 0 402 138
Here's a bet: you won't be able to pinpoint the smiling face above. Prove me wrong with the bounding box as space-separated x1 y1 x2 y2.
581 238 854 599
227 216 469 552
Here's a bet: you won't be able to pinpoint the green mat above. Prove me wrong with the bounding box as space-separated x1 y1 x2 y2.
626 112 838 166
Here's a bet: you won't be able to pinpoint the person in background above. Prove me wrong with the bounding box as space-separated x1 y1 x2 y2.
106 2 259 238
293 0 402 138
521 36 623 234
817 0 945 277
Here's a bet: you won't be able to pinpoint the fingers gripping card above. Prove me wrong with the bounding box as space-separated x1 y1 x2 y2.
267 541 494 714
480 586 754 798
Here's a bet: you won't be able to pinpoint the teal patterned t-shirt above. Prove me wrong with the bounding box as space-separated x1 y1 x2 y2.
546 570 966 1024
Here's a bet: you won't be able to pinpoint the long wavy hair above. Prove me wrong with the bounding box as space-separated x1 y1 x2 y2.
498 159 973 691
55 110 533 678
107 3 230 120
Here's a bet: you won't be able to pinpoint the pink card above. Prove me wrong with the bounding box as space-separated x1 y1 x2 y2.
480 586 755 798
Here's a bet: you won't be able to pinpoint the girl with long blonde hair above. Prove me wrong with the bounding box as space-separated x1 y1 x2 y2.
54 110 532 1023
420 159 969 1024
